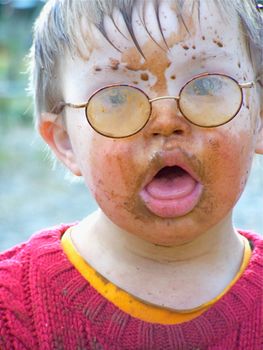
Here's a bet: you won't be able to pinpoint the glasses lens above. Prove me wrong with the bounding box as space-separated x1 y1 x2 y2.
86 85 151 137
179 75 242 127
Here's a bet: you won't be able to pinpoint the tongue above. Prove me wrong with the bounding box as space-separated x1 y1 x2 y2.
146 169 196 200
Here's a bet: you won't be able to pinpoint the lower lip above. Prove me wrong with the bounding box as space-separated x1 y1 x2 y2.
139 179 203 218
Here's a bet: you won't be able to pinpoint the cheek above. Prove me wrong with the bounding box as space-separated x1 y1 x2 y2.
85 137 143 208
202 125 255 207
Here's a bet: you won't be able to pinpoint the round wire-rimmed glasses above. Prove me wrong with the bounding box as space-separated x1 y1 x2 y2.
55 73 254 138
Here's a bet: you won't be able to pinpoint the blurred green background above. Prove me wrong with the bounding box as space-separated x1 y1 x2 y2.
0 0 43 128
0 0 98 251
0 0 262 252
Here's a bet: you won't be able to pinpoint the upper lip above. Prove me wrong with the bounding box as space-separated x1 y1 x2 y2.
140 148 202 191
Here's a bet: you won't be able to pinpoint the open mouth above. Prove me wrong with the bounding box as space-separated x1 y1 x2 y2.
156 166 186 178
140 165 202 218
147 166 197 199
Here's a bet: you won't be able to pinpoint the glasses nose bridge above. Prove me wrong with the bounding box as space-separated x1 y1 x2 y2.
148 95 182 121
145 93 192 137
149 95 180 104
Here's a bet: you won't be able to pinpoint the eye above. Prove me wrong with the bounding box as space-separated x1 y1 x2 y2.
108 89 126 106
189 76 223 96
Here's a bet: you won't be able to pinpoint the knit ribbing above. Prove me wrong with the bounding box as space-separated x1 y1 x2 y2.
0 224 262 350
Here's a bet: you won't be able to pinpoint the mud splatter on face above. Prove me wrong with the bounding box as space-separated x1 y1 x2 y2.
121 42 170 93
140 73 149 81
202 36 206 40
192 45 196 49
170 75 176 80
120 7 197 94
109 58 120 70
94 66 102 72
213 39 223 48
192 55 196 60
237 62 241 68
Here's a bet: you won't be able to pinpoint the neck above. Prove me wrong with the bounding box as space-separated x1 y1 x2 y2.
74 210 245 309
91 209 243 265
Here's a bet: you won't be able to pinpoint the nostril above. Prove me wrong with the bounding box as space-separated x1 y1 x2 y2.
173 130 184 135
153 130 183 137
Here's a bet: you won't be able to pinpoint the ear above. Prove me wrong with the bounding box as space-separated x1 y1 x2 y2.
39 112 82 176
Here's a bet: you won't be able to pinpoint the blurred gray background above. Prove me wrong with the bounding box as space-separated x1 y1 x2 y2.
0 0 262 252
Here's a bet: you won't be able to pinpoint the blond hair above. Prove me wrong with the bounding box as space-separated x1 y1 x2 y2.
29 0 263 123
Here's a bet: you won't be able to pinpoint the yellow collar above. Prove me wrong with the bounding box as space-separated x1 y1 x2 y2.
61 228 251 324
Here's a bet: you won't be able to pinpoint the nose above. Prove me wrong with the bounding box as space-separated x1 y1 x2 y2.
144 98 192 137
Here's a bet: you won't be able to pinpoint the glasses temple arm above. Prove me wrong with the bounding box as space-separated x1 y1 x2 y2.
66 102 87 109
51 102 87 114
239 82 254 89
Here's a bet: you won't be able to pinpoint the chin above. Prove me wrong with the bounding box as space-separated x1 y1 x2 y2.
113 211 211 246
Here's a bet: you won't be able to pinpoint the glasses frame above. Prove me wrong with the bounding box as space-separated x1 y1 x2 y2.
56 73 254 138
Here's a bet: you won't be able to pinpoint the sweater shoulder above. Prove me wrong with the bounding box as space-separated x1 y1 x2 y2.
0 223 73 290
0 224 67 268
239 229 263 245
239 230 263 264
0 224 73 349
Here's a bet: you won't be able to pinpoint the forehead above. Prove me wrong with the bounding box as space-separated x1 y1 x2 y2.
83 0 242 56
70 0 248 86
61 0 254 104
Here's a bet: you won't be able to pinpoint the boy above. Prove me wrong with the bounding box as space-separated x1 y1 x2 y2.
0 0 262 349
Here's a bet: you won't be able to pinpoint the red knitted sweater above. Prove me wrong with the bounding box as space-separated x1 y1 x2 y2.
0 224 262 350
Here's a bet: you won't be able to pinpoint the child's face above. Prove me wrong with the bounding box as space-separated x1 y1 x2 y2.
47 1 262 245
